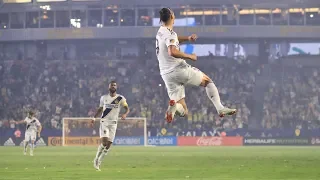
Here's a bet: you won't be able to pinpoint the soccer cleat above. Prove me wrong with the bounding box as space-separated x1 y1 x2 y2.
23 151 27 156
30 152 34 156
218 108 237 117
165 100 177 123
93 159 101 171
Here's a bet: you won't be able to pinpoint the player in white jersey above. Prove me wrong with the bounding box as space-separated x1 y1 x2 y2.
156 8 237 123
91 80 130 171
15 111 42 156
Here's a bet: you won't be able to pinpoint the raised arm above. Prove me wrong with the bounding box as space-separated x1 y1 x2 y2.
178 34 198 44
178 36 190 44
166 34 197 61
15 119 26 125
168 45 197 61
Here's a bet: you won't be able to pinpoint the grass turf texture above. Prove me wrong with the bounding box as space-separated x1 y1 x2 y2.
0 146 319 180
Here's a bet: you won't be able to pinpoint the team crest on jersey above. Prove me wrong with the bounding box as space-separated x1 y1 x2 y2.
170 39 175 43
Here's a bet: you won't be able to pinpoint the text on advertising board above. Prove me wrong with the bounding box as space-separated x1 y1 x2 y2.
178 136 243 146
147 137 177 146
311 137 320 145
48 137 144 146
243 138 309 145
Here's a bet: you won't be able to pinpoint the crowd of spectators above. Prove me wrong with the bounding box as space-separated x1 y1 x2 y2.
3 42 320 135
0 55 256 132
262 65 320 130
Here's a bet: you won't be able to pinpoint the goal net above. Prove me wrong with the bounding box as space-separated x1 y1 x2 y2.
62 117 147 146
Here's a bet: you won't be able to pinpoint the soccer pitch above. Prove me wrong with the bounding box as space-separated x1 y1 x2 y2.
0 146 319 180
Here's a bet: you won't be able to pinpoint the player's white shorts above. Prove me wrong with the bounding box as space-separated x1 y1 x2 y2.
99 120 118 142
161 64 203 102
25 131 37 141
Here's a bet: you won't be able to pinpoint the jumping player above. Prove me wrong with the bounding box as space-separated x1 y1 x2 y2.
155 8 236 122
92 80 130 171
15 111 42 156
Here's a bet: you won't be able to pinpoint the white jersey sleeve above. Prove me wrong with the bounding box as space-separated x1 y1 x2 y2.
99 96 104 108
165 33 178 48
156 26 187 75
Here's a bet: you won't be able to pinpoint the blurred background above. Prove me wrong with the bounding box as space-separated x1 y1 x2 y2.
0 0 320 141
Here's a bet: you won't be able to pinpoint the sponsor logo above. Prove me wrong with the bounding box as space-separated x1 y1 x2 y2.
311 137 320 145
105 104 119 109
48 136 144 146
36 138 47 146
178 137 243 146
49 137 62 146
64 137 94 146
244 138 309 146
147 137 177 146
196 137 222 146
49 137 100 146
244 139 276 144
114 137 143 145
4 138 15 146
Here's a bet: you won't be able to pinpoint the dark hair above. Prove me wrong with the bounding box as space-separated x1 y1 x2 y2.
110 80 117 84
28 111 34 116
159 8 172 23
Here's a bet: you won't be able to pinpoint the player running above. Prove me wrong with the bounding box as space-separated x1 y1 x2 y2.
156 8 236 123
15 111 42 156
91 80 130 171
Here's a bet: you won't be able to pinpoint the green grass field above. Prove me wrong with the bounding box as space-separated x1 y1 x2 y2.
0 146 320 180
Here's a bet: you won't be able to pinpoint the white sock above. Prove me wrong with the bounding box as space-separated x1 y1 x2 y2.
24 141 28 152
98 147 109 164
205 82 224 111
176 103 185 117
95 144 104 160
